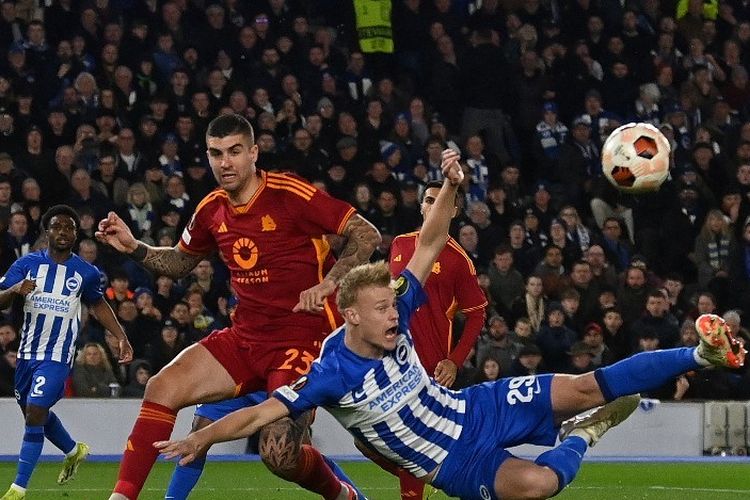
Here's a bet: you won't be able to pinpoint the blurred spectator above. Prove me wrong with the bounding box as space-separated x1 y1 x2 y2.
473 315 517 377
537 301 578 372
630 289 681 350
487 245 524 319
0 321 16 353
72 342 119 398
563 341 596 374
0 340 18 397
145 318 189 374
508 342 545 376
473 355 502 384
121 359 152 398
511 274 547 332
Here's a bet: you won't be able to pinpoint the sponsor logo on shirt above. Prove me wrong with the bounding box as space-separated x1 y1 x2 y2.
368 363 422 412
232 238 259 270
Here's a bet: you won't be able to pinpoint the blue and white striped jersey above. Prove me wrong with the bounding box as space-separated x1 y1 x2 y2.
274 270 467 478
0 250 104 364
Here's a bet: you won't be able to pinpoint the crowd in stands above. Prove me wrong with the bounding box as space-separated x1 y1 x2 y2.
0 0 749 401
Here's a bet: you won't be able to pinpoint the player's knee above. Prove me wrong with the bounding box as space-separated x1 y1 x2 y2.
24 405 49 426
496 461 558 499
143 371 181 407
191 416 213 433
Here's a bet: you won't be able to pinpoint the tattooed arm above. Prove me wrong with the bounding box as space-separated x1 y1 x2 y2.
129 243 205 280
292 214 380 313
95 211 205 279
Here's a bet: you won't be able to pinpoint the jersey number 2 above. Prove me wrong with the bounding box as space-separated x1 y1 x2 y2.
32 376 46 397
279 349 315 375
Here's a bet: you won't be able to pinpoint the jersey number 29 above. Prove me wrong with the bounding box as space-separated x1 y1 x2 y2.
506 376 538 405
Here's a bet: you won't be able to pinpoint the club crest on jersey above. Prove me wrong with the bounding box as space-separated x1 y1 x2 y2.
395 338 410 365
261 215 277 231
432 261 441 274
289 376 307 391
479 485 491 500
232 238 259 269
392 276 409 296
65 276 81 293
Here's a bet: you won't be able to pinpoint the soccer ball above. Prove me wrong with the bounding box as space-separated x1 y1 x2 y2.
601 122 671 193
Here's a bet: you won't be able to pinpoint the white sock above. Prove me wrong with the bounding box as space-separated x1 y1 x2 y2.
10 484 26 494
693 348 711 367
335 481 351 500
65 443 79 458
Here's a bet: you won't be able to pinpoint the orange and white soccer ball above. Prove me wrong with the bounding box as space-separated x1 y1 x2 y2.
601 122 671 193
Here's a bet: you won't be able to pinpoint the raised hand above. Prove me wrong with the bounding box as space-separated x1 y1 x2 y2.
95 211 138 254
441 149 463 186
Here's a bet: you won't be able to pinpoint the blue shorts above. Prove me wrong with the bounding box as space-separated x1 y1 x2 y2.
195 391 268 421
15 359 70 409
432 374 559 500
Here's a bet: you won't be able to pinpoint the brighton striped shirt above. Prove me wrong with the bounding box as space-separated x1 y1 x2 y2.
274 270 467 478
0 249 104 364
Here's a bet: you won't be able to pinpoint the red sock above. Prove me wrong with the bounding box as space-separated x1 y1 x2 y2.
356 442 401 476
113 401 177 499
289 444 343 499
399 469 425 499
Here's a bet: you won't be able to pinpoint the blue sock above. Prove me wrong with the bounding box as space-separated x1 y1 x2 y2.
44 412 76 455
322 454 353 484
534 436 588 495
14 425 45 488
594 348 700 401
322 454 366 498
165 457 206 500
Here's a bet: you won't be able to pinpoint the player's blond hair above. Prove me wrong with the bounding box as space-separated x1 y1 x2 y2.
337 261 391 310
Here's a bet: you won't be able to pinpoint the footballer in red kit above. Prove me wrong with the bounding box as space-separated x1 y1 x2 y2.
97 114 379 500
182 171 353 392
390 231 487 375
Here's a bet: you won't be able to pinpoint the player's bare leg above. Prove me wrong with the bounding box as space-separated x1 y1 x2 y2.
259 412 357 499
109 344 236 500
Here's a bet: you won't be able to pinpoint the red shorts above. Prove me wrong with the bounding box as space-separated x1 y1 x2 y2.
199 327 323 396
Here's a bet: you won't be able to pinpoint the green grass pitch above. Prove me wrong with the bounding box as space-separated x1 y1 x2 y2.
1 461 749 499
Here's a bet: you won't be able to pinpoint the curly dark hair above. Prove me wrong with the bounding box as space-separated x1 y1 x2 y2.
41 204 81 230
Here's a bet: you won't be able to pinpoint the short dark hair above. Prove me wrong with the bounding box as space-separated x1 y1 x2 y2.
206 113 254 144
647 289 667 300
41 204 80 231
421 180 461 206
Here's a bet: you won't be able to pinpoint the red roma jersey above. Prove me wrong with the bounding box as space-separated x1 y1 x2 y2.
179 171 354 343
390 233 488 368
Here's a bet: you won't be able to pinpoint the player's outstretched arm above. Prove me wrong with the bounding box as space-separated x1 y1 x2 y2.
96 211 205 279
293 214 381 313
0 278 35 309
155 398 290 465
406 149 463 285
90 298 134 364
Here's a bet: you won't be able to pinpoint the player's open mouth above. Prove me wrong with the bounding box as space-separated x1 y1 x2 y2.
221 173 236 181
385 327 397 339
